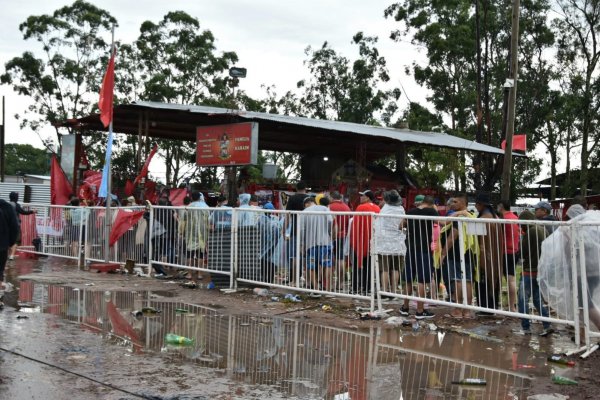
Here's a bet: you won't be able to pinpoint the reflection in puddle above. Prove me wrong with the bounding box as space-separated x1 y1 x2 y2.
18 280 532 399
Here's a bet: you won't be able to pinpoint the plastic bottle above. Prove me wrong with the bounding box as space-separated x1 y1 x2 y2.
253 288 269 296
284 293 301 302
165 333 194 346
547 355 575 367
552 375 578 385
141 306 161 314
451 378 487 385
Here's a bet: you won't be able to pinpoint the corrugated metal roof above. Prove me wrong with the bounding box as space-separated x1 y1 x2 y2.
131 101 508 155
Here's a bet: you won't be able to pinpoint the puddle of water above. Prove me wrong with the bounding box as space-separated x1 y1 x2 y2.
5 281 542 399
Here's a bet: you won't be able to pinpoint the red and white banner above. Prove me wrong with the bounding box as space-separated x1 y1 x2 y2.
196 122 258 166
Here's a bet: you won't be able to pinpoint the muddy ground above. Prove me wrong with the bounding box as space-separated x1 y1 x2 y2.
0 256 598 399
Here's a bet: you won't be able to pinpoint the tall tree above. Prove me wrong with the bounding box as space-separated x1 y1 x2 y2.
133 11 239 186
0 0 116 154
385 0 554 194
554 0 600 195
297 32 400 125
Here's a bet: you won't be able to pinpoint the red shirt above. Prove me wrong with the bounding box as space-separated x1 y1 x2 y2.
503 211 520 254
329 200 351 238
350 202 380 266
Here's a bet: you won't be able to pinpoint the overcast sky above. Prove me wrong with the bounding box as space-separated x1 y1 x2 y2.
0 0 428 149
0 1 560 190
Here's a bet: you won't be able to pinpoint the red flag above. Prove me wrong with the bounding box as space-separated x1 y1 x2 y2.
79 170 103 203
50 155 73 205
169 188 188 206
144 180 158 204
124 179 135 196
109 209 145 247
98 51 115 128
501 134 527 152
133 143 158 186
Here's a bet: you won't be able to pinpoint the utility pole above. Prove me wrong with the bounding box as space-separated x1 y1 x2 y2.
501 0 520 200
0 96 5 182
474 0 483 190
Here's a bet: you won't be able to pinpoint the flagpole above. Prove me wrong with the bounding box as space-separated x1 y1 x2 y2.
103 26 115 263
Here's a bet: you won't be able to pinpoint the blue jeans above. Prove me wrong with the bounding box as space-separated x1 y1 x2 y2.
517 274 550 330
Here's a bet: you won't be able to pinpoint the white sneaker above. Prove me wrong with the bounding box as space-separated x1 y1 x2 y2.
8 256 14 261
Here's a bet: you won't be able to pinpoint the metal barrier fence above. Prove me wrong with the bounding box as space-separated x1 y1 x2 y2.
16 203 600 354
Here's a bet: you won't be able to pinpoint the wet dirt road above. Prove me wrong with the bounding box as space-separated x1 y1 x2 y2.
0 257 595 399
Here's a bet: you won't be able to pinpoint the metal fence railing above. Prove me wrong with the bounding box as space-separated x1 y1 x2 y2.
15 203 600 355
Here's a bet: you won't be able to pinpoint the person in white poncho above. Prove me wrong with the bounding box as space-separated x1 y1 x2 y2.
538 204 600 336
373 190 406 298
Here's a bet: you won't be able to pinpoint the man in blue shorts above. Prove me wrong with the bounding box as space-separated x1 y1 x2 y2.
302 196 333 296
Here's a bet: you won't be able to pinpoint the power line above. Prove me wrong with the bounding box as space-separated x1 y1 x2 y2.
0 346 152 399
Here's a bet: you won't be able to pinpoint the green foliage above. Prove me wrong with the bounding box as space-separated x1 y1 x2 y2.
129 11 239 187
0 0 116 151
553 0 600 194
3 144 50 176
399 103 462 189
296 33 400 125
385 0 554 195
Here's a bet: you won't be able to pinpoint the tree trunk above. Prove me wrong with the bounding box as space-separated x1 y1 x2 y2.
565 130 572 197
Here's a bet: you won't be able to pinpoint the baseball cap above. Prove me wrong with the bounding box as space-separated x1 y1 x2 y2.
414 194 425 204
359 190 375 202
534 201 552 212
315 193 325 205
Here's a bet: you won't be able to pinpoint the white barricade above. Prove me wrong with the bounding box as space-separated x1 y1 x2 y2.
16 202 600 353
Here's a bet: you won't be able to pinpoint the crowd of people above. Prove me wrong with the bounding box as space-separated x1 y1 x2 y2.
3 186 600 339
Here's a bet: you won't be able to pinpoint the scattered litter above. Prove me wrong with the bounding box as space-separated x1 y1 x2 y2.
253 288 270 296
84 283 95 286
385 316 405 326
181 281 198 289
451 327 503 344
271 296 281 302
207 282 215 290
517 364 536 369
131 310 143 318
221 289 237 294
437 332 446 346
428 323 438 331
452 378 487 385
547 355 575 367
360 312 382 321
355 306 371 312
359 309 391 320
175 308 189 313
551 375 578 385
1 282 14 292
321 304 332 312
412 321 420 331
16 315 29 319
66 354 87 361
283 294 301 303
164 333 194 345
527 394 569 400
141 307 161 314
